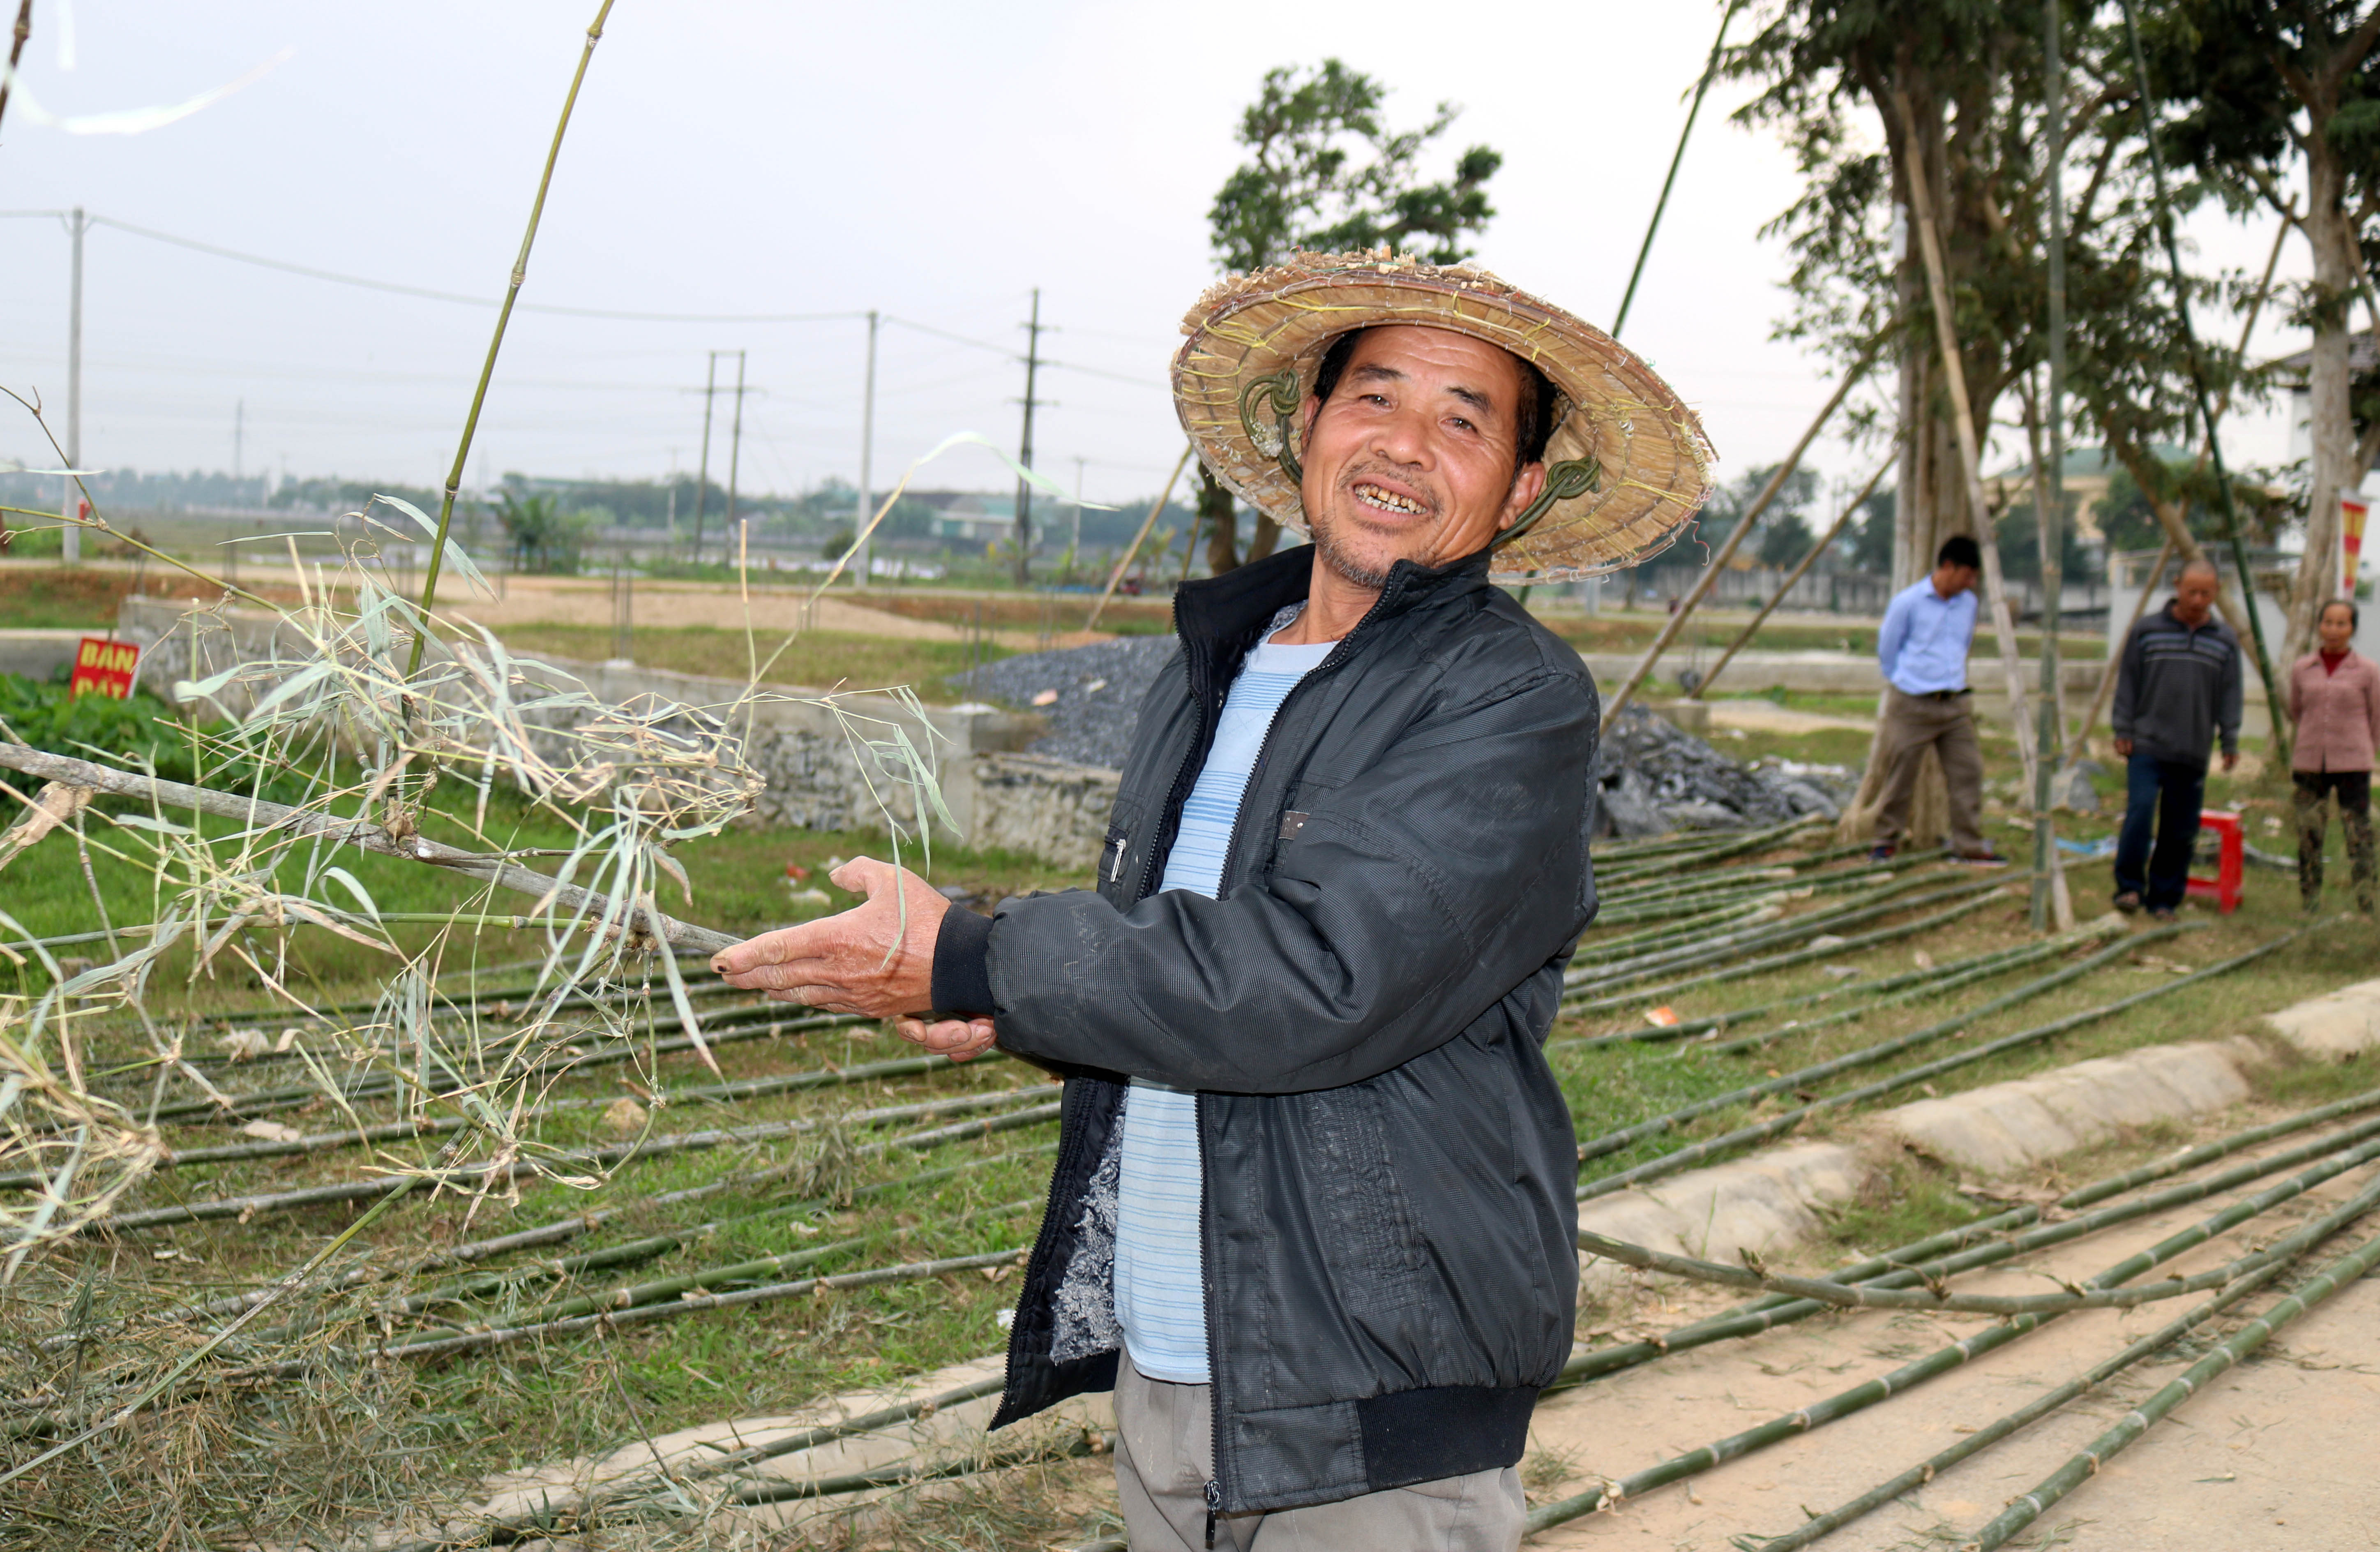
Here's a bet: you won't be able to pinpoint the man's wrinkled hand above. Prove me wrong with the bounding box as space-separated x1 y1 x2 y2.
710 857 948 1018
894 1014 999 1062
2113 737 2133 758
2221 751 2239 774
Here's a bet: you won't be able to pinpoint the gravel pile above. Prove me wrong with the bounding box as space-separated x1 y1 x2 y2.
961 642 1857 839
1596 705 1856 838
953 635 1181 769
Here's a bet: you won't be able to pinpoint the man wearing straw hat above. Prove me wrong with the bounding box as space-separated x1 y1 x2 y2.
715 252 1712 1547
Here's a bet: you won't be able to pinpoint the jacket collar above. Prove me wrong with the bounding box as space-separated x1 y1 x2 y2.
1171 542 1494 701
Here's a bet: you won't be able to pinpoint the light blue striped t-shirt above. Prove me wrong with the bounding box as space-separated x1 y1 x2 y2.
1114 611 1335 1384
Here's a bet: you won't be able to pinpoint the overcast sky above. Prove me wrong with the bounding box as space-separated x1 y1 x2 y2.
0 1 2309 509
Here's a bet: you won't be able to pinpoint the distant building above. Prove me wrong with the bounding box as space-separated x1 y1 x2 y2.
901 490 1020 547
1983 443 2189 540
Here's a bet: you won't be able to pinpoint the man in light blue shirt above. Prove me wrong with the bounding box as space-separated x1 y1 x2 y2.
1869 534 2001 864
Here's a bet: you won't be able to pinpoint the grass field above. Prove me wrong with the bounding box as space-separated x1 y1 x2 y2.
0 592 2362 1548
487 624 1017 702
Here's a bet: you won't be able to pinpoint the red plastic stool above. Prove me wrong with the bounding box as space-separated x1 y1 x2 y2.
2187 809 2244 914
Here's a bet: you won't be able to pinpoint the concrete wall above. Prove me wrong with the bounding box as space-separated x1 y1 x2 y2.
112 597 1120 869
0 629 88 683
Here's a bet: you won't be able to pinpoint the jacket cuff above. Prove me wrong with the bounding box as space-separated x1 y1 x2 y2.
930 905 997 1017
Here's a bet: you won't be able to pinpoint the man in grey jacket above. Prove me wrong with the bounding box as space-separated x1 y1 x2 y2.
2110 558 2242 917
713 253 1712 1548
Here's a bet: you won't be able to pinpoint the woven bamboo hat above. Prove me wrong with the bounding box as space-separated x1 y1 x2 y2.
1172 250 1717 580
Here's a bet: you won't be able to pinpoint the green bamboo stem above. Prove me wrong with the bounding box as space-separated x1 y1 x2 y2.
1553 937 2057 1052
1555 1097 2380 1390
1589 857 1914 927
1534 1159 2380 1538
1737 1266 2294 1550
1567 875 1997 993
1578 926 2296 1200
94 1094 1061 1233
384 1372 1015 1550
1575 927 2166 1165
1577 899 1783 960
1579 1130 2380 1314
1968 1224 2380 1550
406 0 613 674
1566 887 2004 1012
1699 933 2096 1056
1590 818 1827 878
726 1428 1112 1506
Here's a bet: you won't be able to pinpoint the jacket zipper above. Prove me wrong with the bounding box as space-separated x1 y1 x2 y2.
1195 584 1404 1520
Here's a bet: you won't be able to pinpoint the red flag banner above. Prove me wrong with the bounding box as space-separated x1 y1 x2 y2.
2342 494 2370 600
67 637 139 700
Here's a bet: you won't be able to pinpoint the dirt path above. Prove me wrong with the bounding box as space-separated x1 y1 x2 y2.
449 576 1108 650
1528 1135 2380 1550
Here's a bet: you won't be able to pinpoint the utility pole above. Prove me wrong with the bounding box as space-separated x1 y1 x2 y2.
855 310 879 588
1012 287 1045 585
724 349 748 568
2033 0 2069 931
63 206 84 564
234 399 244 483
690 351 719 565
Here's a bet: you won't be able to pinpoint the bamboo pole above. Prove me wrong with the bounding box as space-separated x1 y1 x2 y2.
0 742 736 955
1969 1221 2380 1550
1551 1092 2380 1393
1744 1259 2289 1552
408 1 613 674
1893 89 2039 798
1567 886 2003 1012
1574 924 2154 1165
1598 346 1880 732
1536 1155 2380 1537
1577 926 2301 1199
1086 445 1192 632
89 1096 1062 1234
1589 819 1833 886
1689 450 1897 700
1552 936 2057 1051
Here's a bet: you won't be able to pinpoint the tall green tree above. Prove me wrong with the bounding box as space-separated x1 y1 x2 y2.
2136 2 2380 660
1196 60 1503 574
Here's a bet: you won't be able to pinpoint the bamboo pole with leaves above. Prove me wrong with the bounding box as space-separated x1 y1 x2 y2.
1580 926 2298 1199
1967 1222 2380 1550
406 0 614 675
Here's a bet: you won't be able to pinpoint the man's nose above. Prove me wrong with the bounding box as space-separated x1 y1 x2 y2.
1368 405 1435 467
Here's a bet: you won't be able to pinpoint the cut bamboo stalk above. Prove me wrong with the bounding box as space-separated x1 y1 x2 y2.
1568 873 1991 989
1566 883 2004 1009
1536 1155 2380 1536
1086 445 1193 632
1967 1221 2380 1550
1577 925 2297 1198
1740 1256 2290 1550
1600 346 1879 732
1582 1132 2380 1314
1576 925 2163 1164
1552 1092 2380 1391
91 1095 1061 1233
1892 88 2039 798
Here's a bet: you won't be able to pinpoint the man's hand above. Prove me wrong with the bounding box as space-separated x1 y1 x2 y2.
2113 737 2133 758
893 1014 1000 1062
2222 750 2239 774
711 857 948 1018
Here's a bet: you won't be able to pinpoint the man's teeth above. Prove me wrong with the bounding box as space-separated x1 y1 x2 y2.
1354 484 1425 515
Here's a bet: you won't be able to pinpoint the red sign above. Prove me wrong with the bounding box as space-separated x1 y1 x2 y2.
68 637 138 700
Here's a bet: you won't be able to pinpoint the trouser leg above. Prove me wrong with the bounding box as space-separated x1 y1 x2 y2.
2342 773 2375 914
1870 691 1933 848
2296 773 2329 907
1111 1354 1524 1551
2146 760 2207 911
2114 755 2162 901
1935 701 1988 854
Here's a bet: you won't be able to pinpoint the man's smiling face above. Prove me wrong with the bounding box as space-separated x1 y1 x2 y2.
1296 325 1548 590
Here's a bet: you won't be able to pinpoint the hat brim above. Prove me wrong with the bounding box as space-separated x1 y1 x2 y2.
1172 252 1717 581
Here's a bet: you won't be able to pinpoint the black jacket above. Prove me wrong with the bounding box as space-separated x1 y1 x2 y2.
2112 602 2244 765
931 543 1596 1513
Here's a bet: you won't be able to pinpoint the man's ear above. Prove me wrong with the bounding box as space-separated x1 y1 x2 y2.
1302 393 1323 444
1499 461 1549 531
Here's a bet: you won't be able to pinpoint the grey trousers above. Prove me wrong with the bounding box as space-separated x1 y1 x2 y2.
1872 687 1988 853
1112 1355 1525 1551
